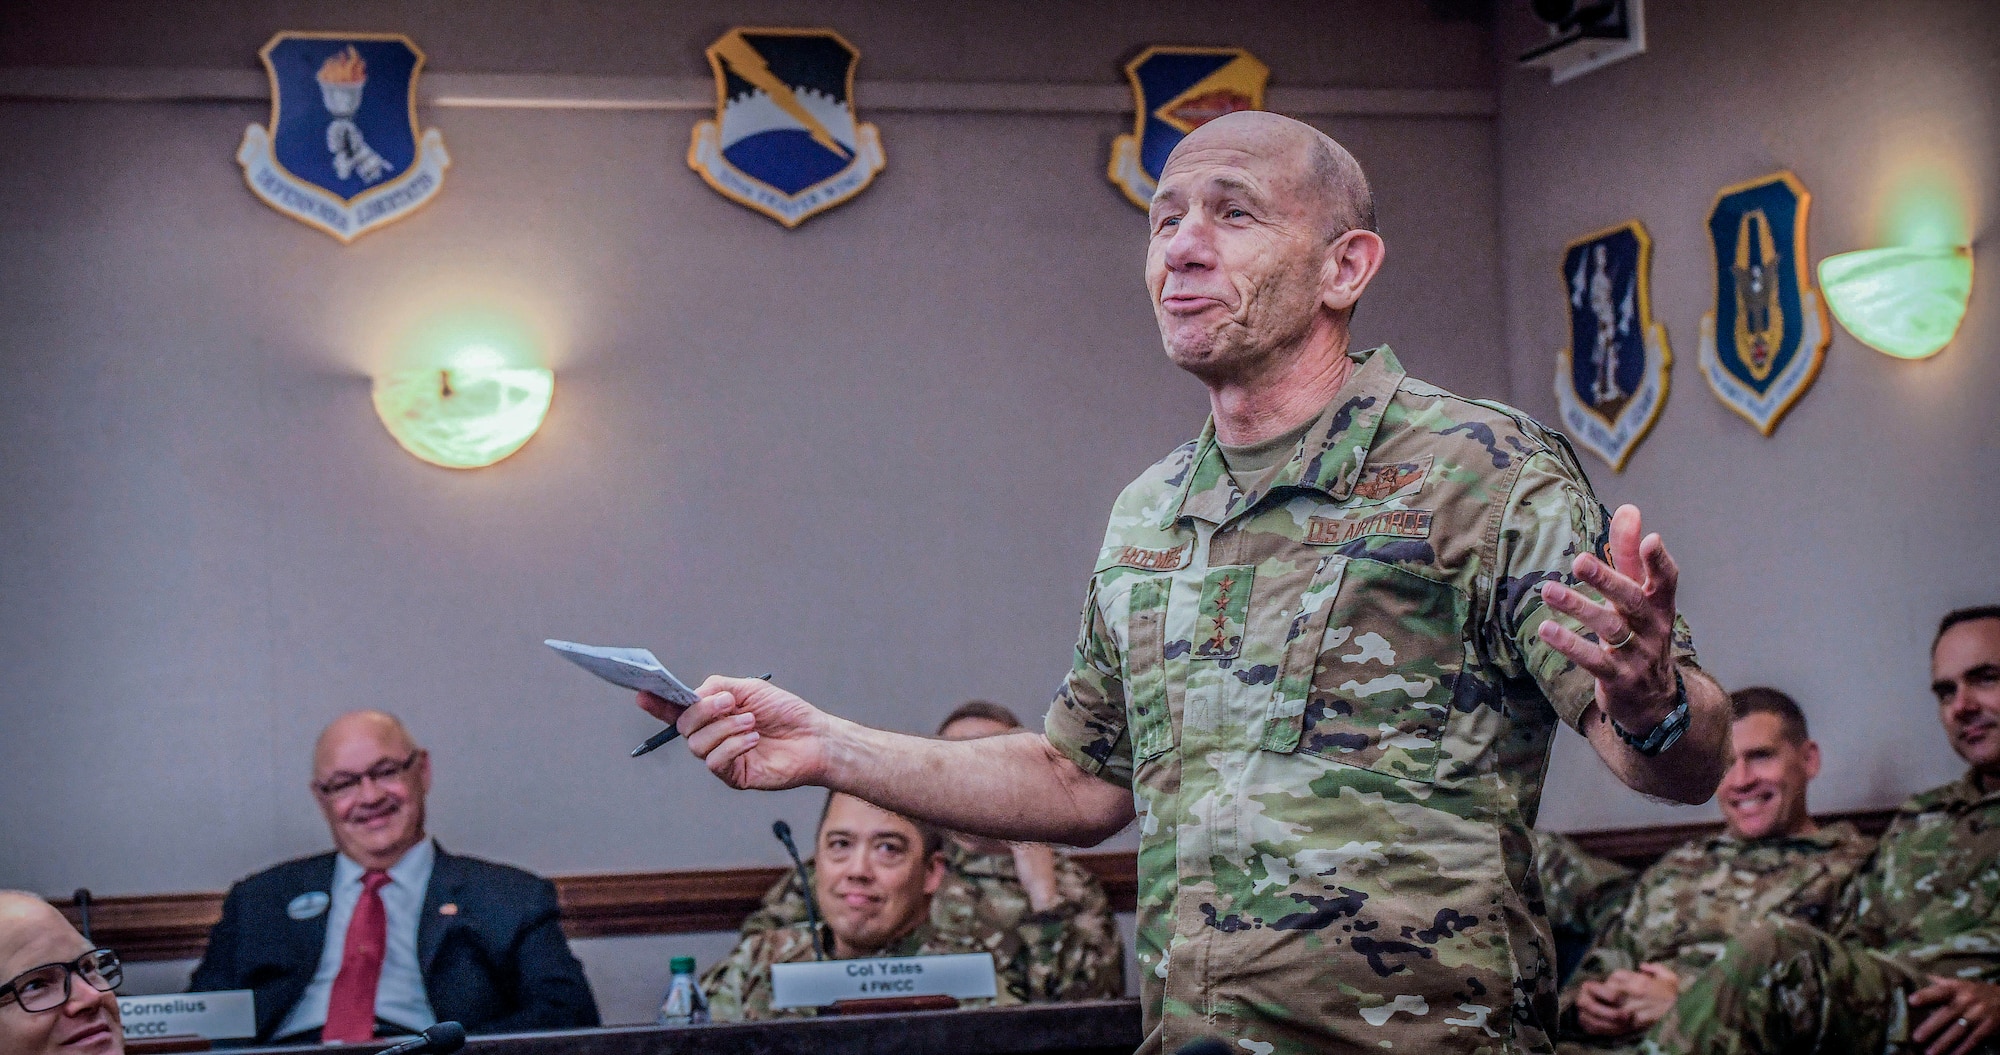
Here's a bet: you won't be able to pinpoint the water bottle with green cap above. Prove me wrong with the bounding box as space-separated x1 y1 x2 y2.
656 956 709 1025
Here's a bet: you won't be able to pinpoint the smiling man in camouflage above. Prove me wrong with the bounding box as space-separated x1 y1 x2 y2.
1557 688 1873 1053
1643 606 2000 1055
646 112 1730 1054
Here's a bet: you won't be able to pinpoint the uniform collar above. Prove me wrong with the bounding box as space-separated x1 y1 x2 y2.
1907 770 2000 814
1708 821 1854 853
826 919 937 959
1169 344 1404 527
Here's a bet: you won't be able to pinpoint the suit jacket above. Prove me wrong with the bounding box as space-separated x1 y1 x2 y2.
189 845 600 1042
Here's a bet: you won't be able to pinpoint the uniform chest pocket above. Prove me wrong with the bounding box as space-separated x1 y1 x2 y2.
1123 575 1178 765
1260 557 1465 784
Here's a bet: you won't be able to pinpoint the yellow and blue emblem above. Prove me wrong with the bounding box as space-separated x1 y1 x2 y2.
1553 221 1670 472
1698 171 1830 435
688 27 885 228
1107 46 1269 210
235 33 449 243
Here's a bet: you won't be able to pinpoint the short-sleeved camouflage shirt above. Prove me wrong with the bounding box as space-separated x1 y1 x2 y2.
1042 345 1701 1055
740 840 1126 1000
1836 771 2000 980
699 920 1019 1022
1559 822 1873 1039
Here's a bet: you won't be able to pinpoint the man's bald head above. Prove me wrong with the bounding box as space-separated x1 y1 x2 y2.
1163 111 1375 240
312 710 417 774
0 890 65 938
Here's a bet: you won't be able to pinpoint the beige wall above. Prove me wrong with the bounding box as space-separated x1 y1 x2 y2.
0 0 1501 1022
1495 0 1999 830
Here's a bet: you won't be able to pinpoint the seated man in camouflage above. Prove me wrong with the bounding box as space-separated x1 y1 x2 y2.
740 701 1124 1001
1531 828 1637 984
702 791 1026 1021
1642 606 2000 1055
1560 687 1873 1052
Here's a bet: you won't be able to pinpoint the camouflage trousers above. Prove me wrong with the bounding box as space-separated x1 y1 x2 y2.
1637 918 1927 1055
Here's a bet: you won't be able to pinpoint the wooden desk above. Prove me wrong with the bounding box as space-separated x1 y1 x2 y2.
228 1001 1142 1055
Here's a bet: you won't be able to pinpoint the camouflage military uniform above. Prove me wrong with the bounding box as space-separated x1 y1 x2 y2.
1642 773 2000 1054
1530 829 1636 962
1557 821 1872 1053
1042 345 1702 1054
741 839 1126 1000
700 920 1022 1022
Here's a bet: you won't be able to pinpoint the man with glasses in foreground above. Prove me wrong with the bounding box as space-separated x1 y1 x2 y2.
189 711 598 1043
0 891 124 1055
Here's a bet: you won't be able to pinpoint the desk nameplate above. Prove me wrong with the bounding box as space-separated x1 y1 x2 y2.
771 953 997 1009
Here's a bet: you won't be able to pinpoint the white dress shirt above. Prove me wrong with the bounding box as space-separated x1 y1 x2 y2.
275 837 438 1039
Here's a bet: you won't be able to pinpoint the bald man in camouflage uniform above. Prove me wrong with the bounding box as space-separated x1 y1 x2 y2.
654 112 1731 1055
1641 608 2000 1055
1557 689 1873 1054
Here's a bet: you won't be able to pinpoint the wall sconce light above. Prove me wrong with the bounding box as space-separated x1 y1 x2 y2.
1818 243 1974 360
372 345 554 468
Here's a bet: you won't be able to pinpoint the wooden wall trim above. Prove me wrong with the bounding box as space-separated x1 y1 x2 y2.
58 808 1895 963
55 852 1142 964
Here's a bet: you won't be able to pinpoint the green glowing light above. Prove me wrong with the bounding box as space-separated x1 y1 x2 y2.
1818 245 1973 360
372 362 553 468
372 308 554 468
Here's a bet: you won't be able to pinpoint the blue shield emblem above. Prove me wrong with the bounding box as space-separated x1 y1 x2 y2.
236 33 449 242
1698 171 1829 434
1552 221 1671 471
1107 46 1269 210
688 27 885 228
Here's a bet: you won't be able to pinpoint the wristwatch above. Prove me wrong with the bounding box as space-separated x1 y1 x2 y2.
1609 666 1690 757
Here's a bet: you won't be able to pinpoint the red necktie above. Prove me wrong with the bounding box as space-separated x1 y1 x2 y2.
322 870 392 1043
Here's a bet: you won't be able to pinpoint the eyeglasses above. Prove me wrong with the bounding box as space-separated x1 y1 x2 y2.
0 949 121 1013
314 750 424 799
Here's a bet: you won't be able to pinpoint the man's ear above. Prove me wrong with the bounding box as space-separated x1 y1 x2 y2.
1319 228 1387 315
1802 739 1822 781
922 851 945 896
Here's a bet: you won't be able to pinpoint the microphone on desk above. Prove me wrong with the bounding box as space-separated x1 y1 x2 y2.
71 889 93 943
772 820 826 961
376 1022 466 1055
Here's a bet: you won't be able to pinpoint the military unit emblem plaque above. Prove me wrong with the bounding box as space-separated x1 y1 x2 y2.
1106 46 1269 210
1553 221 1671 471
1697 171 1830 435
236 33 450 242
687 27 886 228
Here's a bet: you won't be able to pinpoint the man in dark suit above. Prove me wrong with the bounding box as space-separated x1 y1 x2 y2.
189 712 599 1043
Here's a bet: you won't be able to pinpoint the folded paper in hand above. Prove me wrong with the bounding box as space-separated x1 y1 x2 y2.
544 640 698 707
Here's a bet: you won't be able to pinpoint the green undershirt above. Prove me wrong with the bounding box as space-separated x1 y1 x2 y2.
1217 414 1319 484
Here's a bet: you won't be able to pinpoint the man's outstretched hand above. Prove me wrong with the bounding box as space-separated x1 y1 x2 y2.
636 676 832 790
1537 503 1684 735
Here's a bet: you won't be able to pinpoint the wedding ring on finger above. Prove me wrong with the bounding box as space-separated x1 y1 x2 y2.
1604 627 1636 651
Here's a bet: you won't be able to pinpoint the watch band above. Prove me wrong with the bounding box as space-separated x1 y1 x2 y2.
1610 667 1690 757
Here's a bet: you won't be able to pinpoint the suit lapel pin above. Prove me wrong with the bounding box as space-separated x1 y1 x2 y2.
439 903 459 916
286 891 330 920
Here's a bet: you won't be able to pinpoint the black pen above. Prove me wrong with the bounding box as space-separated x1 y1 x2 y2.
631 673 773 758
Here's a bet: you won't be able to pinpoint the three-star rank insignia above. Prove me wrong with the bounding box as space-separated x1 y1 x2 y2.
1698 171 1830 435
1107 46 1269 210
236 33 449 243
1554 221 1671 471
688 27 886 228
